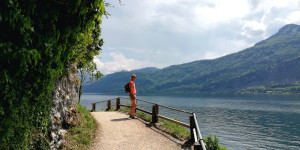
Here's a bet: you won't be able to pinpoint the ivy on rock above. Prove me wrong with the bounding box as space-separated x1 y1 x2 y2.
0 0 106 148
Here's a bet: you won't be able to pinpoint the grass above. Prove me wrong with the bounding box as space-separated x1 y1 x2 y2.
117 106 190 140
136 111 152 122
159 119 190 140
63 104 98 149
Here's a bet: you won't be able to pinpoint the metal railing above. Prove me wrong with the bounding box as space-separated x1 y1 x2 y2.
193 113 206 150
91 97 207 150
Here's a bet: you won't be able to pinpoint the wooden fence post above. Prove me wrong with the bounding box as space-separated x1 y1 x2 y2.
92 103 96 112
116 98 120 110
106 100 111 111
190 115 196 142
151 104 159 123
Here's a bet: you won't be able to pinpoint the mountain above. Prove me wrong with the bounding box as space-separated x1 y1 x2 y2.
131 67 160 73
84 24 300 94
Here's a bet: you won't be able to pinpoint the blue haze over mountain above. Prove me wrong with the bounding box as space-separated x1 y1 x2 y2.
84 24 300 94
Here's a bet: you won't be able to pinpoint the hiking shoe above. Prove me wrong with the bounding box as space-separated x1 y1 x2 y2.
130 116 137 119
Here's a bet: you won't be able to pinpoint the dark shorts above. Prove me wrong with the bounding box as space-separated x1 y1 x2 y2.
129 94 136 100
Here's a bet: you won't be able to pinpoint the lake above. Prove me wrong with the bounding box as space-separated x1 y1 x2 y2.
80 93 300 150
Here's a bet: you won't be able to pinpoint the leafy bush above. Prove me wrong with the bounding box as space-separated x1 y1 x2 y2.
204 134 227 150
0 0 106 148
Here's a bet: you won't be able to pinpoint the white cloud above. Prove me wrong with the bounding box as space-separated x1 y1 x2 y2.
93 52 162 75
241 21 266 38
250 0 300 36
203 51 219 60
194 0 249 25
99 0 300 74
285 11 300 24
201 39 251 60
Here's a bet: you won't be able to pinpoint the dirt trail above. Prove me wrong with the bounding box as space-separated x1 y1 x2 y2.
90 111 186 150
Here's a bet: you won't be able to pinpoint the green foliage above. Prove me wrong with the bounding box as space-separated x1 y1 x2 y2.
136 112 152 122
204 134 228 150
159 119 190 140
0 0 106 148
84 24 300 94
78 62 103 102
29 129 50 150
64 104 97 149
119 107 130 113
74 17 104 102
238 82 300 95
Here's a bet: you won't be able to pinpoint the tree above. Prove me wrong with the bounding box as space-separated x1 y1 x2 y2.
78 62 103 103
70 14 105 103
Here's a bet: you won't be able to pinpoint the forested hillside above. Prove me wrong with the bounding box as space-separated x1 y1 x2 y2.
84 24 300 94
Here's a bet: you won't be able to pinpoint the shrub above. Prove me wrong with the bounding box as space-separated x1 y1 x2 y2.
64 104 98 149
204 134 228 150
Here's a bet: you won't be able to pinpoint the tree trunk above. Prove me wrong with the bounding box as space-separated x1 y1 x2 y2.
78 68 84 104
79 84 83 104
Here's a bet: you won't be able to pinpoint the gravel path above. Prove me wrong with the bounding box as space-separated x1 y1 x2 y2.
90 111 184 150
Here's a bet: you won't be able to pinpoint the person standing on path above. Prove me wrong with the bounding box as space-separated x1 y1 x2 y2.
129 74 137 119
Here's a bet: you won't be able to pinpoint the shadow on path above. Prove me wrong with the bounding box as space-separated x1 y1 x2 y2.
136 118 191 150
111 118 130 122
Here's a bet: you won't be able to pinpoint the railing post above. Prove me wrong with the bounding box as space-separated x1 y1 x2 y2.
192 128 201 150
151 104 159 123
116 98 120 110
190 115 196 142
106 100 111 111
192 143 201 150
92 103 96 112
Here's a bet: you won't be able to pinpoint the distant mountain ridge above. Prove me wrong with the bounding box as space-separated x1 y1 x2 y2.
84 24 300 94
131 67 160 73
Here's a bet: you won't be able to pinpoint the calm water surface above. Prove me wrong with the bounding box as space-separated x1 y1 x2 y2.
81 93 300 150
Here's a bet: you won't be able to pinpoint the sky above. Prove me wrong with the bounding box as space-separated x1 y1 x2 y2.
94 0 300 75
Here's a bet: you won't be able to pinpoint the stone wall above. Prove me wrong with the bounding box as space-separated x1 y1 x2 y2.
49 64 80 149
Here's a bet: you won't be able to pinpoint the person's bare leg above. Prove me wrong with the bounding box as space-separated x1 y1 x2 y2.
130 99 136 117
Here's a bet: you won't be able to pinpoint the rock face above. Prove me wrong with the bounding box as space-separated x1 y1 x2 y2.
49 64 80 149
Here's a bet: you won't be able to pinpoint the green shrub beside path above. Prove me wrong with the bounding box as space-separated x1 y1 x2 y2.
64 104 97 149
